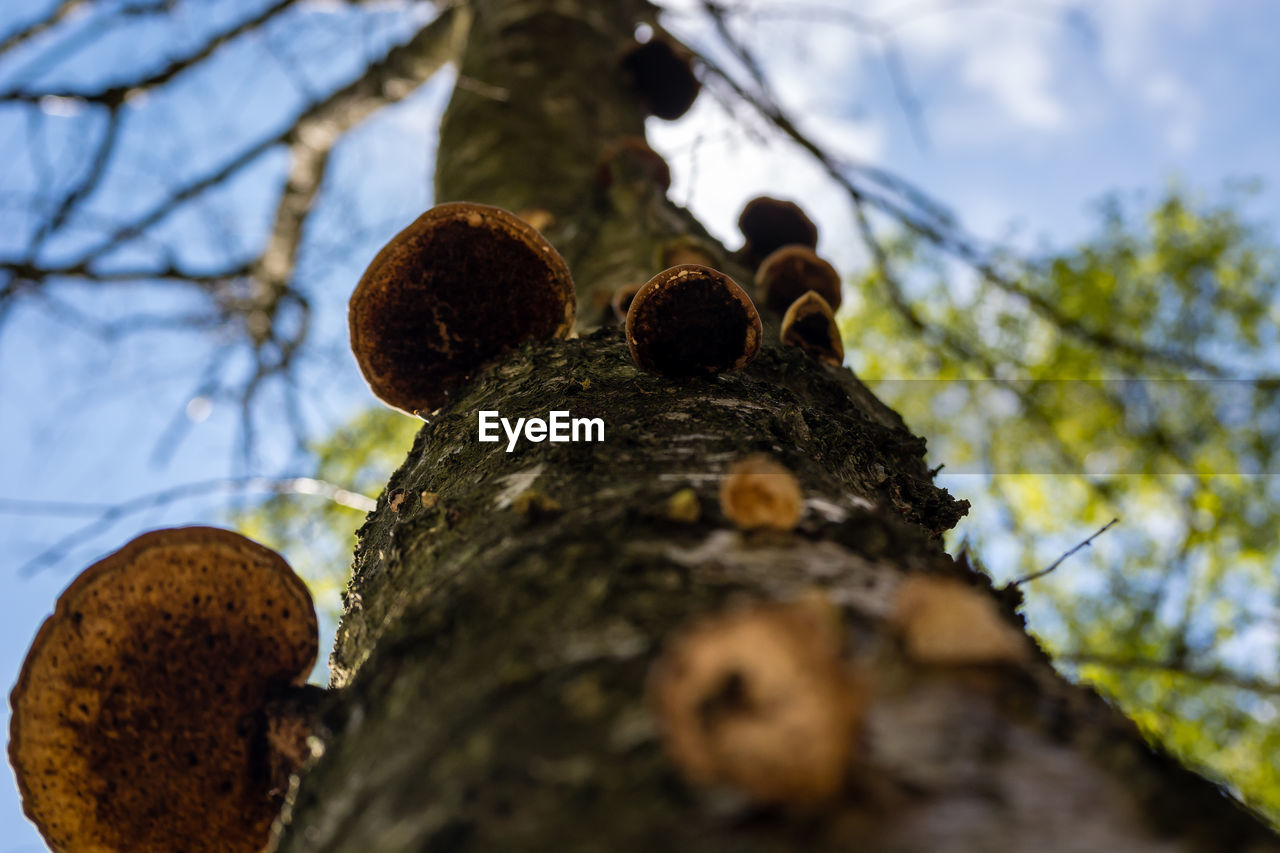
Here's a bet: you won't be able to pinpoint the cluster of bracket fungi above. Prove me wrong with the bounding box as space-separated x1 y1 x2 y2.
343 26 845 414
6 188 854 848
346 190 846 414
4 26 1001 852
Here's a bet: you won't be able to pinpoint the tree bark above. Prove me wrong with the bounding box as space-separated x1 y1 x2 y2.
272 2 1280 850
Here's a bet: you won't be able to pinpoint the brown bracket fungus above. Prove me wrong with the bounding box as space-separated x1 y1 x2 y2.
650 596 865 806
737 196 819 268
610 282 643 324
720 454 804 531
780 291 844 366
658 235 721 270
349 202 576 415
619 35 701 121
889 575 1029 665
8 526 319 853
595 136 672 192
756 245 842 314
625 264 761 376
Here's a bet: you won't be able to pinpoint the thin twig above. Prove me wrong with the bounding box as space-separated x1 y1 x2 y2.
7 476 378 577
1011 518 1119 587
693 8 1260 381
0 0 91 57
0 5 465 469
0 0 295 104
1058 651 1280 696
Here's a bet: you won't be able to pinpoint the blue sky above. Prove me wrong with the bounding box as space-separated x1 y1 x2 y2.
1 0 1279 848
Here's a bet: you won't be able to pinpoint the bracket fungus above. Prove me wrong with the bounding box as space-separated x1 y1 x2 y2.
780 291 844 366
619 35 701 121
349 202 576 415
8 526 319 853
737 196 819 268
650 596 865 806
610 282 643 324
595 136 672 192
658 235 720 270
625 264 761 376
756 245 842 314
889 575 1028 665
719 454 804 531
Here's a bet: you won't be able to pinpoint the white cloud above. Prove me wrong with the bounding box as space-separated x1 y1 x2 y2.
1088 0 1212 78
960 35 1064 130
1141 71 1200 153
1085 0 1212 154
650 0 1229 259
667 0 1215 152
882 7 1069 139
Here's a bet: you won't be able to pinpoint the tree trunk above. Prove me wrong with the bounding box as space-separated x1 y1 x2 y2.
272 2 1280 850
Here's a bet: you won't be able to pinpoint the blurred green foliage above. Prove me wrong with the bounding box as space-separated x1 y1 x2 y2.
843 183 1280 822
232 407 420 680
239 184 1280 821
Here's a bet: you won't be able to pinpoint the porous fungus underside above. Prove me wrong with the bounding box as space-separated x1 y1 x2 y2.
627 266 761 376
349 204 574 414
10 528 316 853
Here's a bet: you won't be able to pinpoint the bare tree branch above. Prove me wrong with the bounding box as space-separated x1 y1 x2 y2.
2 475 377 577
61 3 463 271
0 2 467 475
1 0 180 85
880 37 930 150
31 106 124 248
0 258 251 284
0 0 296 105
0 0 91 57
694 3 1273 382
0 4 466 444
1059 652 1280 696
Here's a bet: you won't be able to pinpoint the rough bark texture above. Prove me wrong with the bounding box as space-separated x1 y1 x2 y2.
272 1 1280 850
434 0 732 329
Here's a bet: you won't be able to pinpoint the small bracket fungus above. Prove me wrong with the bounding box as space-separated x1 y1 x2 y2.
650 596 865 806
595 136 672 191
610 282 643 324
756 245 842 314
625 264 762 377
619 35 701 121
719 454 804 531
737 196 819 268
349 202 576 415
889 575 1029 665
658 236 720 270
780 291 844 366
8 526 319 853
665 487 701 523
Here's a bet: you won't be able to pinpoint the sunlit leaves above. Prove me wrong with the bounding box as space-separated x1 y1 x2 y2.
239 186 1280 818
232 407 420 624
844 184 1280 822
